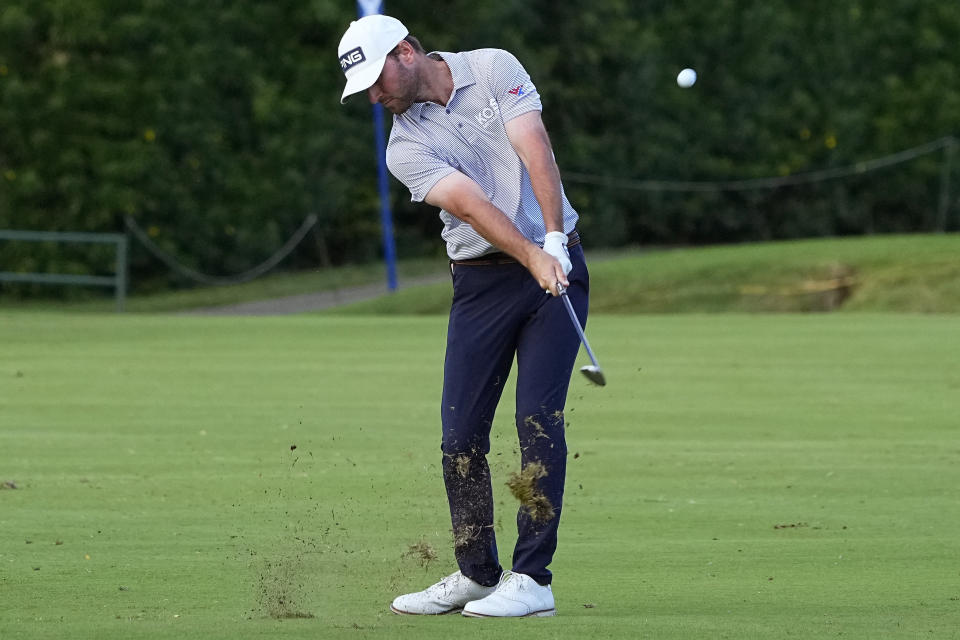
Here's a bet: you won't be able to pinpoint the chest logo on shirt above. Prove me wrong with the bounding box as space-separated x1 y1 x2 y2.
508 84 525 96
474 98 501 129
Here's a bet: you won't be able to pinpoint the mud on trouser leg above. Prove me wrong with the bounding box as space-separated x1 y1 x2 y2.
511 407 568 585
441 448 502 587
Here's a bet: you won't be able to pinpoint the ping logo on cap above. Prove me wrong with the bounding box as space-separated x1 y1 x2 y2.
340 47 366 73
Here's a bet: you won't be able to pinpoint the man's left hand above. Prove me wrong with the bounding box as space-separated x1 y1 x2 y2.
543 231 572 277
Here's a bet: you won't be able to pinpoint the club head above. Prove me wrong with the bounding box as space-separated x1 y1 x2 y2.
580 365 606 386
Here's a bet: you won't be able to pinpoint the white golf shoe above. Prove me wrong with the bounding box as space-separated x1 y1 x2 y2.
390 570 496 615
462 571 556 617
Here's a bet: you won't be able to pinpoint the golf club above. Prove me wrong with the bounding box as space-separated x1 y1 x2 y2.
556 282 606 386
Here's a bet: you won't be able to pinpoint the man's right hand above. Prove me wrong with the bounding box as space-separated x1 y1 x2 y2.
527 248 568 296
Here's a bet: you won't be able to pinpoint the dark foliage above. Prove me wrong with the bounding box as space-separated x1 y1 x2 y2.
1 1 957 294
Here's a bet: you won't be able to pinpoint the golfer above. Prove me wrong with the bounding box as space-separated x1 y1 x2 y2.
339 14 589 618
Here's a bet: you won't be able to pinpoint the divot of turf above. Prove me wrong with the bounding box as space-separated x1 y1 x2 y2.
1 480 19 489
507 462 555 522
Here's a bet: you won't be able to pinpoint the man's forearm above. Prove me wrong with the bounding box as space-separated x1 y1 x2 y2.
448 194 541 266
504 111 565 235
425 170 568 294
524 144 566 235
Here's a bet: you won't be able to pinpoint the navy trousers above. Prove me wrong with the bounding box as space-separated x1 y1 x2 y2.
440 243 588 587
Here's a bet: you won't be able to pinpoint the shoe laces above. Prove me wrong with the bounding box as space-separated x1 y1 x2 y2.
428 571 465 598
495 571 526 593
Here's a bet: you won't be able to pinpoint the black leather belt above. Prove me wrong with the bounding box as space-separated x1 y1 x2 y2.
451 230 580 266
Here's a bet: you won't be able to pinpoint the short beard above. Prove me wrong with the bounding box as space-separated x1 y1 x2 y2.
383 56 421 114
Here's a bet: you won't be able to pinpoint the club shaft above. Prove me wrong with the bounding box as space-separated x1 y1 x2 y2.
559 289 601 369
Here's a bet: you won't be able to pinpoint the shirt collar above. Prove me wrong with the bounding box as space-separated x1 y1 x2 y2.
405 51 475 121
436 51 476 92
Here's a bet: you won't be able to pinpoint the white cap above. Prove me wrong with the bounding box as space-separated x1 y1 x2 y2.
338 15 409 104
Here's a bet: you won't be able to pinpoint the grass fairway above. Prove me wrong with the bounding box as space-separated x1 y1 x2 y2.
324 233 960 315
1 312 958 639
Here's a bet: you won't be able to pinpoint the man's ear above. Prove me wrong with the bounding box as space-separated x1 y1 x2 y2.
395 39 416 63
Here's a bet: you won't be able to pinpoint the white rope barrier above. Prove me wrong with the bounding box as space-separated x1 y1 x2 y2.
563 136 957 192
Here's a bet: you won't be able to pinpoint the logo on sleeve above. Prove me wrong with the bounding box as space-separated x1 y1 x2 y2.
508 84 525 96
340 47 366 74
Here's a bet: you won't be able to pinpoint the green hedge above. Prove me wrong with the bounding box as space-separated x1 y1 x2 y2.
1 1 958 295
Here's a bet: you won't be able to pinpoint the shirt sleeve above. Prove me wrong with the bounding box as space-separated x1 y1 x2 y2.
386 133 457 203
488 49 543 123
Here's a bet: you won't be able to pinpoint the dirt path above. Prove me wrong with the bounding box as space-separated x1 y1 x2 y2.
182 273 449 316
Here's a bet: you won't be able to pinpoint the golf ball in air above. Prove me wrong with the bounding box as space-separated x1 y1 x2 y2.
677 68 697 88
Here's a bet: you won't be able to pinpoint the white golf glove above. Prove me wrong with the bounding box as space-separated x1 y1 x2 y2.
542 231 572 276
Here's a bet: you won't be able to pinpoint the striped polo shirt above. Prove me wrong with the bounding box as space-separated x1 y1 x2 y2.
385 49 579 260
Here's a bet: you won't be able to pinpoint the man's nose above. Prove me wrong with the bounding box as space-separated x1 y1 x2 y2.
367 85 381 104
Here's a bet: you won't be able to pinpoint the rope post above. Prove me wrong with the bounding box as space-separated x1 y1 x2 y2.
115 235 128 312
937 136 956 232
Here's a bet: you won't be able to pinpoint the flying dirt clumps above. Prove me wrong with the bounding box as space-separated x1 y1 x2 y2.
404 539 438 569
258 558 315 619
453 523 491 549
507 462 554 522
523 415 550 440
454 454 470 479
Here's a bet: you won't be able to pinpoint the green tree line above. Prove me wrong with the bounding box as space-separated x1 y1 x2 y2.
1 0 958 295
